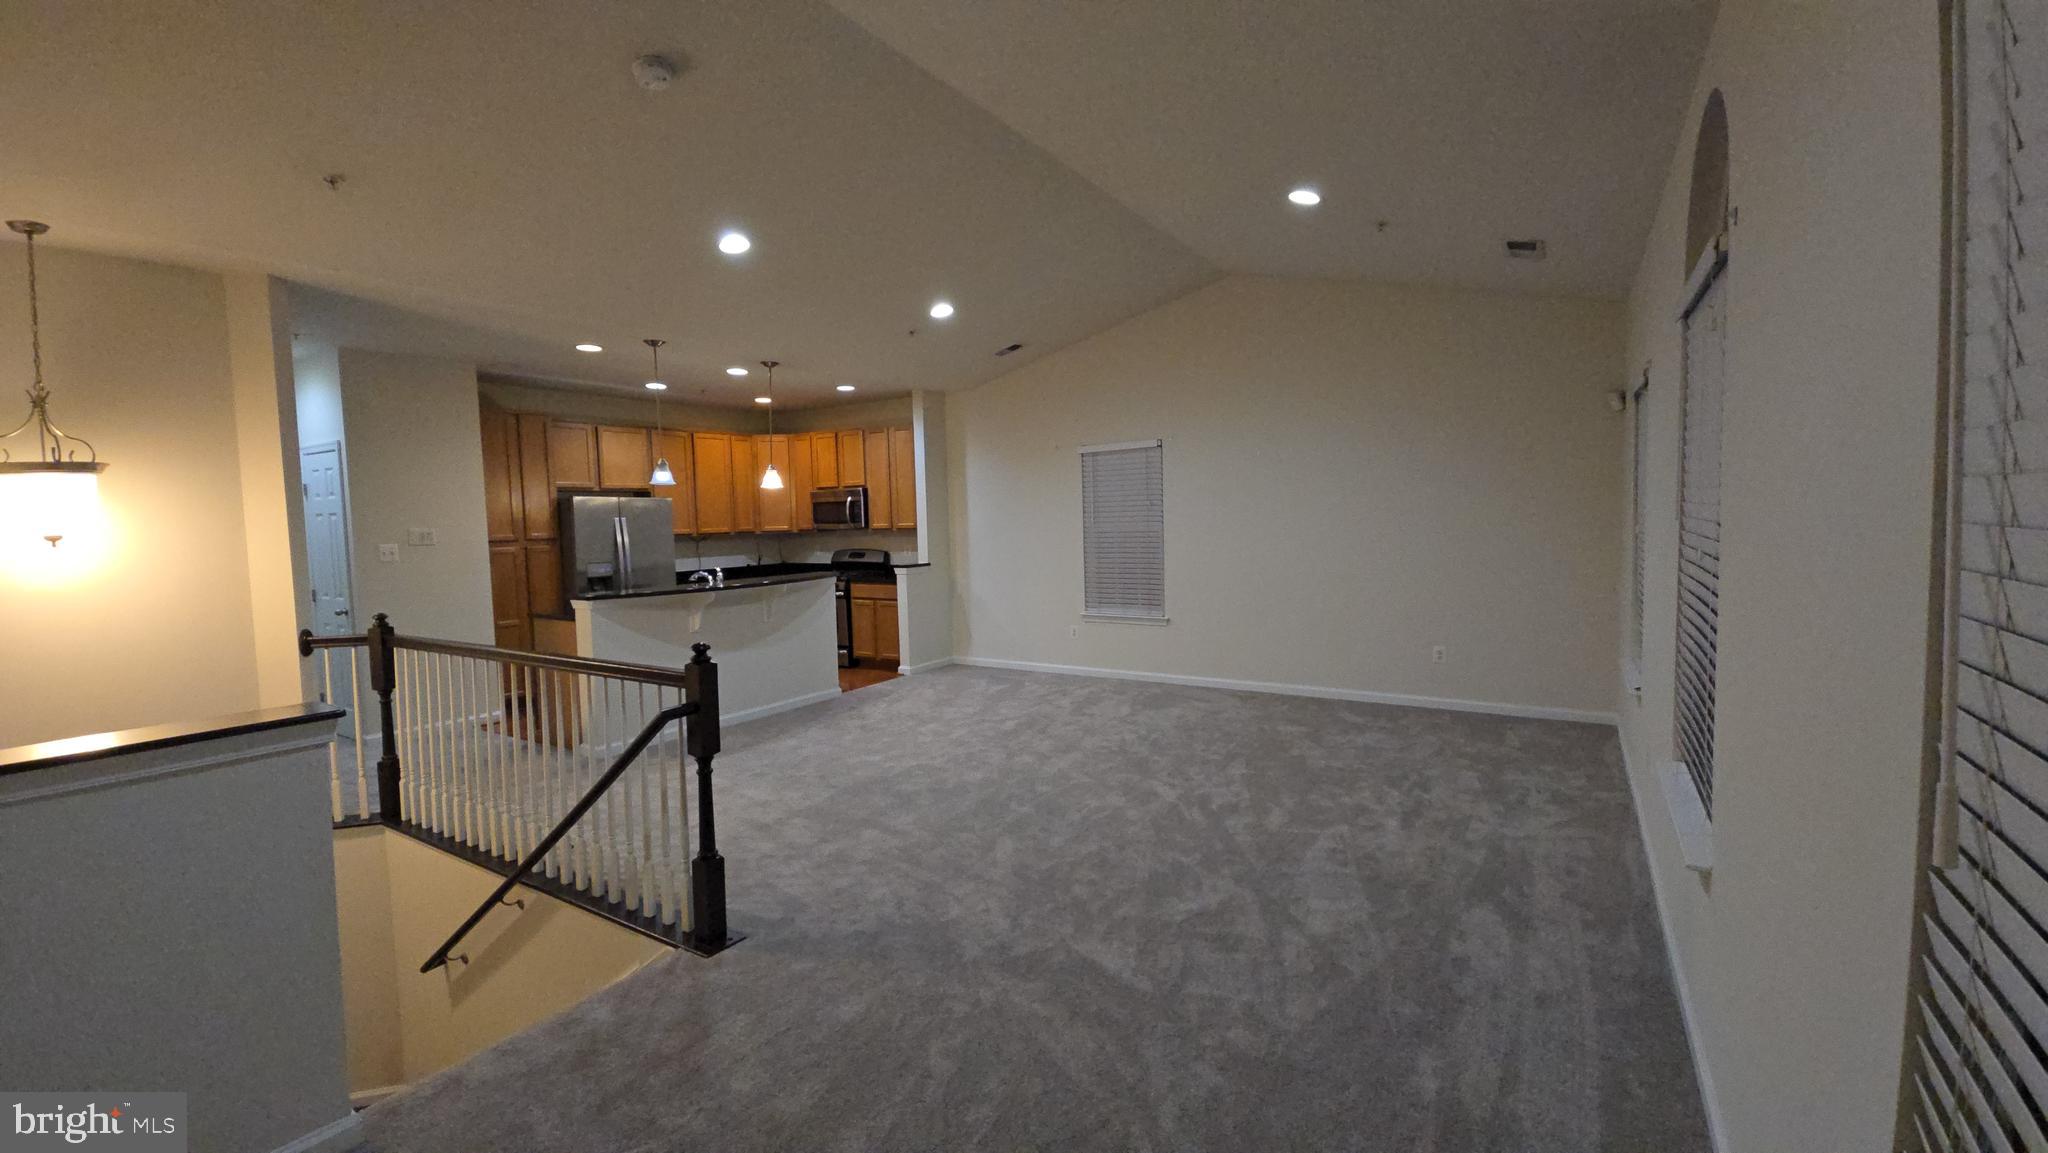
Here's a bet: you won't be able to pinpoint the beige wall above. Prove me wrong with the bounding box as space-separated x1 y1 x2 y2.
946 275 1624 718
0 245 282 747
1613 1 1942 1148
339 348 495 643
331 826 668 1089
777 393 914 432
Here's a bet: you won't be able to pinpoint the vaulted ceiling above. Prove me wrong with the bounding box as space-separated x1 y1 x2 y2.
0 0 1712 407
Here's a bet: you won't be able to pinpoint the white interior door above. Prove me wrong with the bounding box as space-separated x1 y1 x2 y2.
301 442 355 636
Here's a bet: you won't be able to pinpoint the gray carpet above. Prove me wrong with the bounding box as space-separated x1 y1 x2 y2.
360 667 1709 1152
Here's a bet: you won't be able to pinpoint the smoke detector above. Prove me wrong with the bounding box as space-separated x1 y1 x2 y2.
1505 238 1547 261
632 54 678 91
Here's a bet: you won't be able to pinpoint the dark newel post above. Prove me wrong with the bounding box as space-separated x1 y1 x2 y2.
366 613 402 824
685 642 728 949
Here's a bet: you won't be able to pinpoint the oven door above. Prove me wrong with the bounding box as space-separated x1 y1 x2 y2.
811 487 868 530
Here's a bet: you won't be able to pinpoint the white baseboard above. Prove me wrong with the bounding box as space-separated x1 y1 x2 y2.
269 1113 362 1153
898 656 957 675
1618 737 1728 1152
724 687 843 725
951 656 1618 725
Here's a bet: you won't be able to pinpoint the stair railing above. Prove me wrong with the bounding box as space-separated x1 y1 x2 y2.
299 614 735 960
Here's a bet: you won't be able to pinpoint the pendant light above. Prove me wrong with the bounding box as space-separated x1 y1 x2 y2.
758 360 784 490
0 220 107 549
645 338 676 487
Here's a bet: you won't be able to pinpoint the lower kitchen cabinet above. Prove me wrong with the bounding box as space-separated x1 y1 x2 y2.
848 579 899 665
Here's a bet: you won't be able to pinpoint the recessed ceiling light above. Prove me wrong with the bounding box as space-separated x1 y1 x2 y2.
1288 187 1322 207
718 231 751 255
725 366 749 377
753 395 772 405
644 381 667 391
575 343 603 353
836 384 856 392
929 300 955 319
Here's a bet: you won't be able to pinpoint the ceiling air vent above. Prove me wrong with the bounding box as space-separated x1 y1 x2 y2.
1505 238 1547 261
995 343 1024 357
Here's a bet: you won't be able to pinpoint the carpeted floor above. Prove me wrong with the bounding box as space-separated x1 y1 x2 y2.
360 666 1709 1152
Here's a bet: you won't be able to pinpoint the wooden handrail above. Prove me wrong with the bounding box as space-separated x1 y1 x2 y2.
299 627 692 687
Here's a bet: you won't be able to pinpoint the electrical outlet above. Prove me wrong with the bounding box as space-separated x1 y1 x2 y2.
406 527 438 546
378 544 400 564
1431 645 1446 664
1069 624 1079 638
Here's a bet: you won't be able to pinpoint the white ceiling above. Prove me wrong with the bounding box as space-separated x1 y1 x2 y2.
0 0 1711 407
828 0 1716 297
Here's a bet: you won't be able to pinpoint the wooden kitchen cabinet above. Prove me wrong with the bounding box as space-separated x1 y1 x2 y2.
811 433 840 488
547 421 598 490
876 600 899 662
517 414 555 538
732 436 759 531
790 432 816 531
863 429 893 528
691 432 735 536
488 545 531 651
481 405 522 542
525 541 563 617
848 579 899 664
838 430 866 487
890 426 917 529
652 430 695 535
596 425 652 490
757 435 794 532
849 598 878 661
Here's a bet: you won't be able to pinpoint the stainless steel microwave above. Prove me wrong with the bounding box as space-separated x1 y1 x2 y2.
811 486 868 529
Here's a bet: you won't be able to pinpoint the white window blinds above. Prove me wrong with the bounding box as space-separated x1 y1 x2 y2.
1080 440 1165 620
1917 0 2048 1148
1676 248 1727 815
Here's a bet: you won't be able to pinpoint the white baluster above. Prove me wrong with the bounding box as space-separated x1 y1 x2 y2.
638 682 656 919
323 649 341 822
657 684 678 926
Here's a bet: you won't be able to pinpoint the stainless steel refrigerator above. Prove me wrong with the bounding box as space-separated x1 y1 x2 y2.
559 494 677 597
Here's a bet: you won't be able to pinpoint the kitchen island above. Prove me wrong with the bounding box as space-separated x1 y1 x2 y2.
569 570 841 723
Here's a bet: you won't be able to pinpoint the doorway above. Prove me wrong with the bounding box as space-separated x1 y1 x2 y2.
301 441 356 637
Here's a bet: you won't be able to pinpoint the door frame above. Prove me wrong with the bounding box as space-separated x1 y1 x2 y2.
300 439 358 637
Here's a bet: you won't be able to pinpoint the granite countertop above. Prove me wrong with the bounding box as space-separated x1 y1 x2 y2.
572 568 838 603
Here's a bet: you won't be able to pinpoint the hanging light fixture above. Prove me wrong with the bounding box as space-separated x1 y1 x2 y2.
0 220 107 549
758 360 784 491
645 338 676 486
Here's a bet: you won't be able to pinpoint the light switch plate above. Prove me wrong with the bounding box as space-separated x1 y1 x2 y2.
406 527 438 546
378 544 400 563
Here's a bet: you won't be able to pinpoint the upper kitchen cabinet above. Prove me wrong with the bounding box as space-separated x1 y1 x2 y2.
838 430 866 487
517 414 555 538
890 427 918 529
758 435 794 532
811 434 840 489
547 421 598 490
732 436 759 532
653 430 695 536
480 404 522 542
691 432 736 536
790 432 816 531
597 425 652 490
863 429 893 528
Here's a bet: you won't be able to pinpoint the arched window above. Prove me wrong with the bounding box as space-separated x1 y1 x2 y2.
1674 90 1729 821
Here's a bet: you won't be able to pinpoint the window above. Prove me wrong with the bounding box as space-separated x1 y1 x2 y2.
1080 440 1165 621
1912 2 2048 1146
1627 374 1650 691
1675 253 1726 815
1673 88 1729 820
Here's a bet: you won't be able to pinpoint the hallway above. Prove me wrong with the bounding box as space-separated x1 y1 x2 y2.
360 667 1706 1151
